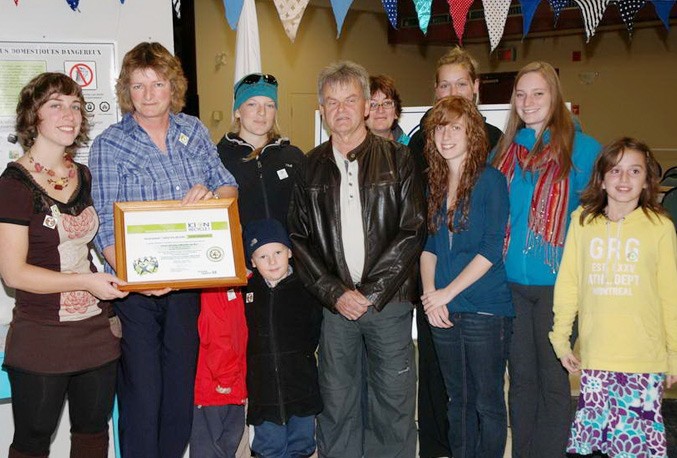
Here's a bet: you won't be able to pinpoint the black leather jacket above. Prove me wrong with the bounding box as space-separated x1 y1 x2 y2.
288 132 426 312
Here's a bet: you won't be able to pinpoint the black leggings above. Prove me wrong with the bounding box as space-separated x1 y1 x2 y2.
7 361 117 456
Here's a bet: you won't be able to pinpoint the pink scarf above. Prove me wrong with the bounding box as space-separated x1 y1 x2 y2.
497 141 570 271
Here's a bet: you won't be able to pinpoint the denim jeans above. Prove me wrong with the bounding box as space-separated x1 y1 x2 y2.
251 415 316 458
431 312 512 458
115 291 200 458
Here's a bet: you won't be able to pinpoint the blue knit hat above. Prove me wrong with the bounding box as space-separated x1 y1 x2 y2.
244 219 291 259
233 73 278 111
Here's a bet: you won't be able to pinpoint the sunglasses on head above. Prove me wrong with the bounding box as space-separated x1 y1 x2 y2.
236 73 278 92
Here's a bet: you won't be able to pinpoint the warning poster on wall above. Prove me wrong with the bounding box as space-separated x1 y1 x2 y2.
0 41 117 169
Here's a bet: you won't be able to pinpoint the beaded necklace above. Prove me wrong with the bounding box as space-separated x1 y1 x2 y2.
27 150 75 190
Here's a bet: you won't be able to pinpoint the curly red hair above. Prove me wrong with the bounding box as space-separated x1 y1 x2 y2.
424 96 489 233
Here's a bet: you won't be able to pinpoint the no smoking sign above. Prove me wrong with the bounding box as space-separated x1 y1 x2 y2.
65 61 97 90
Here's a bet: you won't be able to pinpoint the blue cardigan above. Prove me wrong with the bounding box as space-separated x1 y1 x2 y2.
502 127 601 286
423 166 514 317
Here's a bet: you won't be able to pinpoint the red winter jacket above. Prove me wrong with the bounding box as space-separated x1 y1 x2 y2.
194 288 248 406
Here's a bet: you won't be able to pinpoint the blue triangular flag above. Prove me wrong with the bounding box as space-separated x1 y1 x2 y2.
548 0 568 21
223 0 245 30
381 0 398 28
331 0 354 37
649 0 675 29
520 0 542 36
66 0 79 11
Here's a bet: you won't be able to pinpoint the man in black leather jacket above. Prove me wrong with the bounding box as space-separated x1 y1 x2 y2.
288 61 426 458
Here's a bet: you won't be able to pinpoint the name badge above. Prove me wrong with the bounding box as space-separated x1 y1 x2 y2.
43 215 57 229
277 168 289 180
227 289 237 301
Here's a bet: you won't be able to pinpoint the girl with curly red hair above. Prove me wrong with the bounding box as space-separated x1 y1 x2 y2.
420 96 514 458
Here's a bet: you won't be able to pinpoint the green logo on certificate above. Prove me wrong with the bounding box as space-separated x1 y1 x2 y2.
133 256 159 275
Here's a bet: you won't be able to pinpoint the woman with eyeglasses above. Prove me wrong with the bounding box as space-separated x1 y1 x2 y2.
217 73 305 231
89 42 238 458
366 75 409 145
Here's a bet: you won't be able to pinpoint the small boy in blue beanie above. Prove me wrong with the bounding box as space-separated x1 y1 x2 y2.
243 219 323 458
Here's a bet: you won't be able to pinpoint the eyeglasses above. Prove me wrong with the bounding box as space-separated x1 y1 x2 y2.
369 99 395 111
235 73 278 96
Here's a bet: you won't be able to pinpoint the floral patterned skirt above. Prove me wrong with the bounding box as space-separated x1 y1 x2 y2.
567 370 667 457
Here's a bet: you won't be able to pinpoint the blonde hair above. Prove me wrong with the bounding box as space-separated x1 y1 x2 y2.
435 46 480 85
230 117 283 162
116 42 187 115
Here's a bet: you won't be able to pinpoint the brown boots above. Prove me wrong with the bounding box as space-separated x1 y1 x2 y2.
8 431 108 458
70 431 109 458
8 446 47 458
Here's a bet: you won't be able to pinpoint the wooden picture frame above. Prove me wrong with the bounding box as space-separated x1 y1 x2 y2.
113 198 247 292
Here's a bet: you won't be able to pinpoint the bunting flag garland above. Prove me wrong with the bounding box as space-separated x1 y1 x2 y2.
482 0 512 51
520 0 542 36
223 0 245 30
273 0 310 41
234 0 262 82
573 0 611 41
612 0 646 36
548 0 569 22
381 0 398 29
649 0 675 29
330 0 354 37
447 0 474 42
11 0 667 49
413 0 432 34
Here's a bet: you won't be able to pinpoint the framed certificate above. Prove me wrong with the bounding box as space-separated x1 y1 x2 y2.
113 199 247 292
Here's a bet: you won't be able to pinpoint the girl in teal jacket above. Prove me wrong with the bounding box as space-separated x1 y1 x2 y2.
492 61 601 458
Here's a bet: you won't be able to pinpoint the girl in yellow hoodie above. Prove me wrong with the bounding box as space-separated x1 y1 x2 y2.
550 137 677 457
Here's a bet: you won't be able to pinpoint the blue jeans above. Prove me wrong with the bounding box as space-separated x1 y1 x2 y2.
431 312 512 458
114 291 200 458
251 415 316 458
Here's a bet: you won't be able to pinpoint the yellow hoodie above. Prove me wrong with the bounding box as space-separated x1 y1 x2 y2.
550 206 677 376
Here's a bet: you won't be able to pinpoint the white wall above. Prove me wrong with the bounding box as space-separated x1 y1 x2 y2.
0 1 174 456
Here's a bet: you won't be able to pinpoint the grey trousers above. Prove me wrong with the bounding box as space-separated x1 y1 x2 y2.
507 283 571 458
317 301 417 458
190 404 245 458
